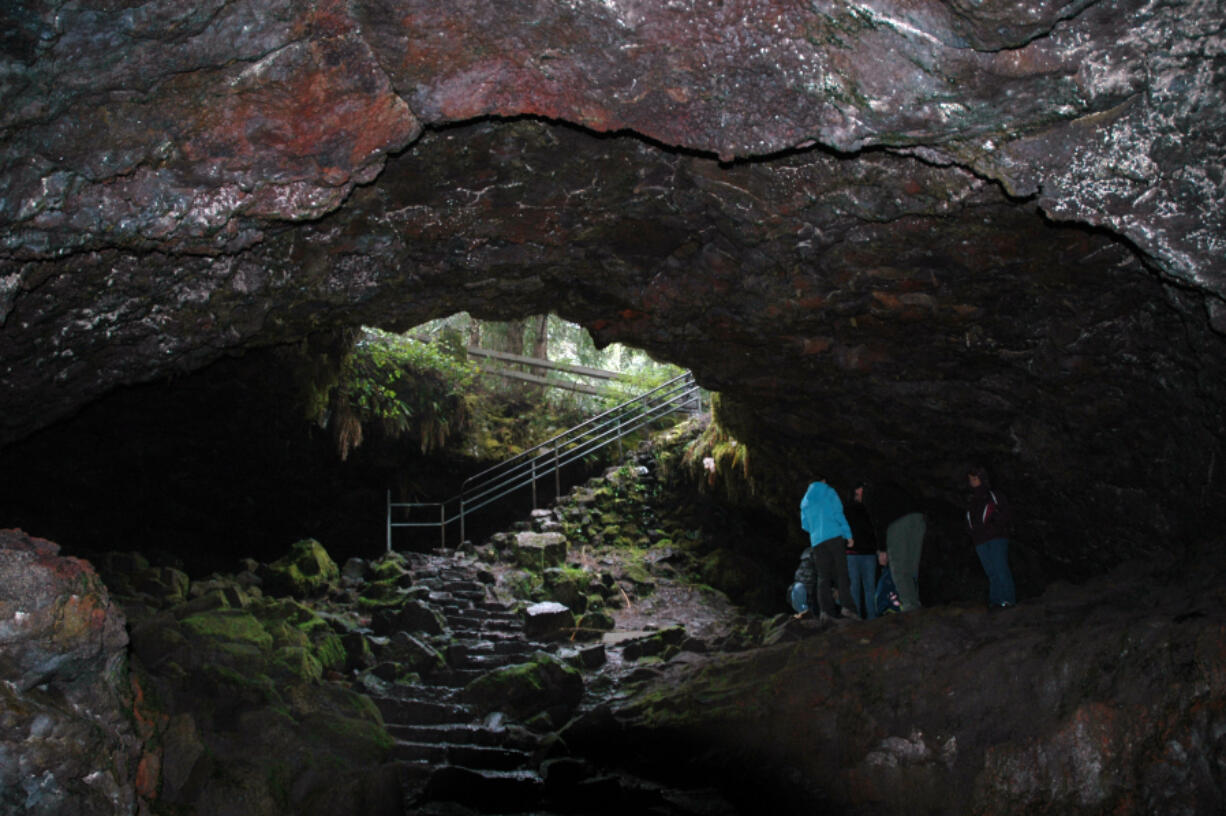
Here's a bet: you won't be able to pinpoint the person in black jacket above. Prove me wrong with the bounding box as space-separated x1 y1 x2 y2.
966 465 1016 609
844 482 879 620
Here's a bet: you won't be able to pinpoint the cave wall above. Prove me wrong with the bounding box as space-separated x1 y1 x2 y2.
2 0 1225 579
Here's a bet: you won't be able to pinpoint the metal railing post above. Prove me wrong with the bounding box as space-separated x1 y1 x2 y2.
459 497 466 547
531 458 538 509
554 445 561 501
440 504 446 550
386 490 392 554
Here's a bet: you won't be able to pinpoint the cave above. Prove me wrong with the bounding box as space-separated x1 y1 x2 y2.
2 0 1226 813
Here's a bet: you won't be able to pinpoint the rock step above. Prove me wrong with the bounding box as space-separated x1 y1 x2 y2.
445 646 554 669
446 638 539 660
418 579 487 596
429 668 489 688
372 695 473 725
381 684 456 705
446 613 507 630
468 616 524 634
387 722 535 750
392 739 535 771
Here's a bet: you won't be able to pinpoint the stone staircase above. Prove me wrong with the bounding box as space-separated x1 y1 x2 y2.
365 552 557 813
359 518 743 815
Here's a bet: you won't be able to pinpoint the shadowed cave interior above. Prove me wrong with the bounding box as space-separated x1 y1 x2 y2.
3 0 1226 812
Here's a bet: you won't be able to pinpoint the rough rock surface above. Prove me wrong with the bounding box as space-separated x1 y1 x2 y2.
564 560 1226 815
2 1 1225 578
0 529 140 816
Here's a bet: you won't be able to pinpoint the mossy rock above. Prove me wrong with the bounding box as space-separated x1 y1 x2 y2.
457 652 584 723
371 599 447 637
310 631 347 673
543 566 594 611
263 618 311 650
357 581 410 610
180 609 273 652
619 560 656 591
341 631 375 672
621 626 687 661
261 539 340 598
195 664 283 709
514 532 568 569
273 646 324 683
501 569 544 601
259 597 319 626
575 609 615 639
383 632 446 675
172 588 233 619
367 555 413 585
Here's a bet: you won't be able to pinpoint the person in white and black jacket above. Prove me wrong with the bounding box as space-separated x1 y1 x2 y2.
966 465 1016 609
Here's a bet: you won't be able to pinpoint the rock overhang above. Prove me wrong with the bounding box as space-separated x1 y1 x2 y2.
1 0 1224 572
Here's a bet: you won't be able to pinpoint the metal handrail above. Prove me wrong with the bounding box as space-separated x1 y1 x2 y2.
387 372 703 551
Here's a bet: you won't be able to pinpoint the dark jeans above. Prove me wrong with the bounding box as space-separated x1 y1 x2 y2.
812 536 855 617
847 553 878 620
976 537 1016 606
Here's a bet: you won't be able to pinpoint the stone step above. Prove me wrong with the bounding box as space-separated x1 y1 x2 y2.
446 638 538 660
389 722 540 752
428 591 471 607
451 651 531 671
430 668 489 689
392 740 533 771
372 695 473 725
445 613 493 630
419 578 487 596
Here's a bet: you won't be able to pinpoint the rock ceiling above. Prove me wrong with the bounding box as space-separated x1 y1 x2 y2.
1 0 1224 568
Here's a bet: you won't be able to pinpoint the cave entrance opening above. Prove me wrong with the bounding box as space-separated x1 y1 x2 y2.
386 369 705 551
376 312 697 554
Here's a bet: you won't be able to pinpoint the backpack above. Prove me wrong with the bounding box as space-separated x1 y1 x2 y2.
787 581 810 614
787 547 816 613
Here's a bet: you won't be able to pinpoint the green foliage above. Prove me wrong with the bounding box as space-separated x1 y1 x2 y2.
679 405 755 502
329 328 477 459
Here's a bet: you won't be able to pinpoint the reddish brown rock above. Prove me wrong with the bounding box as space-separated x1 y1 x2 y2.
0 529 140 816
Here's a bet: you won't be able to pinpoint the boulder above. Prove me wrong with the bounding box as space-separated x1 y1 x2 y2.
514 532 568 569
0 529 141 816
260 539 340 598
457 652 584 724
371 599 447 637
524 601 576 641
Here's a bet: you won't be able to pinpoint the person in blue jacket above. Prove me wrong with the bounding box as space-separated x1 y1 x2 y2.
800 477 859 620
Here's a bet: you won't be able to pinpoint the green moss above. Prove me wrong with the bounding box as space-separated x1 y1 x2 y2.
303 712 394 764
368 556 411 583
180 610 273 651
310 632 346 672
263 618 311 650
260 598 318 626
201 664 283 706
273 646 324 682
263 539 340 597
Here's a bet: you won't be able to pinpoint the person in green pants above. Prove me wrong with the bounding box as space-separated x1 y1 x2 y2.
868 479 925 612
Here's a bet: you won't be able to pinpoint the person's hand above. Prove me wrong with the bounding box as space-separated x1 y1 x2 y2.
877 551 888 566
